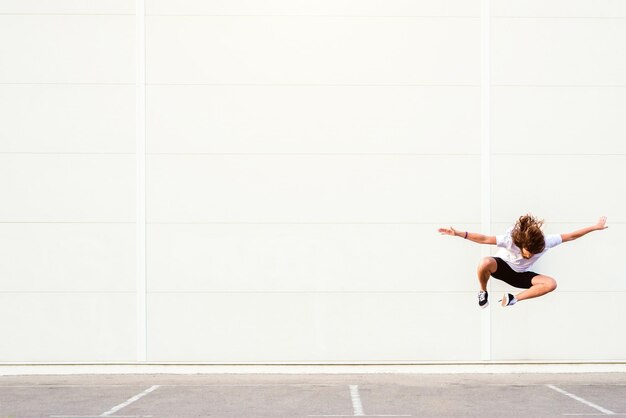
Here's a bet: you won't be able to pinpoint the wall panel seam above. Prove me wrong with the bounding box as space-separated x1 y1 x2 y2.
481 0 491 361
136 0 147 362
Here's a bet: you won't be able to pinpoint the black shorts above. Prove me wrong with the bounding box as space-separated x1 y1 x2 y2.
491 257 538 289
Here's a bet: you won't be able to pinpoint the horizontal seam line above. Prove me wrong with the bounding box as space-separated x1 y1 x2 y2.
146 14 480 18
144 83 481 87
5 84 625 87
0 83 134 85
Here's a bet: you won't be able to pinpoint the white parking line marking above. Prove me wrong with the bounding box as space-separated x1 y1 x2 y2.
547 384 615 415
350 385 365 416
308 384 411 417
100 385 160 417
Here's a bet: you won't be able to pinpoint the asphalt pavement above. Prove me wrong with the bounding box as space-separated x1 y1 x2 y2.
1 373 625 417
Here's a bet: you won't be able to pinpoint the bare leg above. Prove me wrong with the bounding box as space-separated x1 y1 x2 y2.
477 257 497 291
515 275 557 302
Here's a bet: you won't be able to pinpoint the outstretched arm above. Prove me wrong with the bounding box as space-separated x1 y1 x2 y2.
560 216 608 243
438 226 496 245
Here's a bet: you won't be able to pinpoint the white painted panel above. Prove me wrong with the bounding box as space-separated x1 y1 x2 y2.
491 292 626 360
492 19 626 85
492 0 626 17
0 15 134 83
492 87 626 154
491 155 625 223
147 292 481 361
146 155 480 223
146 16 479 85
0 224 135 292
0 85 135 153
0 0 134 14
146 0 480 16
147 223 481 292
488 222 620 292
542 224 620 291
146 85 480 154
0 293 136 361
0 155 135 222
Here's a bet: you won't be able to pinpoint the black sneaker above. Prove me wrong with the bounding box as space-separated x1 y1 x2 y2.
500 293 517 307
478 291 488 308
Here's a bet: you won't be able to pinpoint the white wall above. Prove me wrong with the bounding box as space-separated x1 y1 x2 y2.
489 0 626 360
144 0 482 363
1 0 624 363
0 1 137 361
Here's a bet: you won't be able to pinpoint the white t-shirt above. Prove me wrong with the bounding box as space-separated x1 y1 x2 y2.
495 227 562 272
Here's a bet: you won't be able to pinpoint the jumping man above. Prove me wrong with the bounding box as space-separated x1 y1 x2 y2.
438 214 608 307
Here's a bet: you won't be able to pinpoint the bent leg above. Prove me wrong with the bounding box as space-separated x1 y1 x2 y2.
515 275 557 302
477 257 497 291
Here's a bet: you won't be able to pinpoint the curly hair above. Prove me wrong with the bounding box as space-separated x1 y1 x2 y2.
511 214 545 255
